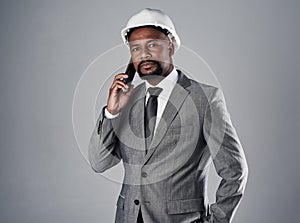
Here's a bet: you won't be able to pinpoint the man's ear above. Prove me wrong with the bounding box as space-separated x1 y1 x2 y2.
168 42 175 56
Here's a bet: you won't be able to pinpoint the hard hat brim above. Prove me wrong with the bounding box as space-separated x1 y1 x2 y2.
121 23 181 51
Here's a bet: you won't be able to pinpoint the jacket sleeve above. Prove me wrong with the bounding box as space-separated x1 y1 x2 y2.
203 88 248 223
88 106 122 173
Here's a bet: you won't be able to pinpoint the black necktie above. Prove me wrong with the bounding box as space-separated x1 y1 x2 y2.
145 87 163 153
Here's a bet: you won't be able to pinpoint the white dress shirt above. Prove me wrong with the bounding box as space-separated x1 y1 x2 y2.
144 68 178 134
105 68 179 135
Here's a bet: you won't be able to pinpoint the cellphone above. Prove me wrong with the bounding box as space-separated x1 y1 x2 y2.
122 59 135 85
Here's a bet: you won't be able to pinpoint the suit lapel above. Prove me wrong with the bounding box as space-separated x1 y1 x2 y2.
125 83 147 151
143 71 191 164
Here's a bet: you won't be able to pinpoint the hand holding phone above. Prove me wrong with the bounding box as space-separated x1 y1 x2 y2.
122 59 135 86
106 59 135 115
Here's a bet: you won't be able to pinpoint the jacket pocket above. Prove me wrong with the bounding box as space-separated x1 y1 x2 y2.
167 198 204 214
167 125 196 136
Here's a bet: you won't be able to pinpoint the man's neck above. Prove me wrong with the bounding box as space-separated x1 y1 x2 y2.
146 64 174 86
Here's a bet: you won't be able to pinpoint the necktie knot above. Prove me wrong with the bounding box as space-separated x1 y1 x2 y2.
148 87 163 97
144 87 162 153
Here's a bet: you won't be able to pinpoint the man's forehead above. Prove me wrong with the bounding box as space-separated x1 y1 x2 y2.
128 27 169 42
129 38 169 46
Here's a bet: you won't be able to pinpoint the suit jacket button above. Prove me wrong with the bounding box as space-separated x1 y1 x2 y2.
134 199 140 205
141 172 148 178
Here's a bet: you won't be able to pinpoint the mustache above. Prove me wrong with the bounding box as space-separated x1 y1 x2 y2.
138 60 160 69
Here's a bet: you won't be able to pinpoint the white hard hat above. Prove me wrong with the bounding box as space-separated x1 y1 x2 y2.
121 8 181 51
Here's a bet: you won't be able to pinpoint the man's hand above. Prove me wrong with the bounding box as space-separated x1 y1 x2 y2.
107 73 134 115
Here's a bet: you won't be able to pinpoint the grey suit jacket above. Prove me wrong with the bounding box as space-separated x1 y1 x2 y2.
89 70 248 223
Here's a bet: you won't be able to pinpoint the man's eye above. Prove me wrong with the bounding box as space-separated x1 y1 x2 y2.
148 43 158 48
131 47 140 52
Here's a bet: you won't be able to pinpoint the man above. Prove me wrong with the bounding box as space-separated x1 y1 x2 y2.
89 8 248 223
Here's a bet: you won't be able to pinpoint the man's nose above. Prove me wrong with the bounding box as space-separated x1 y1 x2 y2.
140 47 151 60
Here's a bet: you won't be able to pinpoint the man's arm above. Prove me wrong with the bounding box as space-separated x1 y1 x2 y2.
88 106 122 173
88 72 134 173
203 88 248 223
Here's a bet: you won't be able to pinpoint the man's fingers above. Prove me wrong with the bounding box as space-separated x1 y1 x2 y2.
127 84 134 93
110 80 128 92
114 73 128 81
123 84 134 96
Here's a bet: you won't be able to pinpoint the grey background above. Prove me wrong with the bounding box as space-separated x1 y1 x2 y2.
0 0 299 222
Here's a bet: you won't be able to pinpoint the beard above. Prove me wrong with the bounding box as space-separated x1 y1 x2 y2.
137 60 163 81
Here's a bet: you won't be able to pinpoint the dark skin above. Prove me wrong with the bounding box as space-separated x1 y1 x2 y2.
107 27 175 115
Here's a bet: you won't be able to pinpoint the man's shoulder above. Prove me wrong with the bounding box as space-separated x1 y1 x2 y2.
179 71 219 97
189 78 217 91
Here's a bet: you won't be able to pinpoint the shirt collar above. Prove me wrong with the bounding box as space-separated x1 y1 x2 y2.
145 67 178 97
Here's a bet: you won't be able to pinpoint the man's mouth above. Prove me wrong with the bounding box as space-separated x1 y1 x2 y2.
137 60 163 78
140 61 155 69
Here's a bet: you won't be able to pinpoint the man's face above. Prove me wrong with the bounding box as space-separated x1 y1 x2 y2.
128 27 174 84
